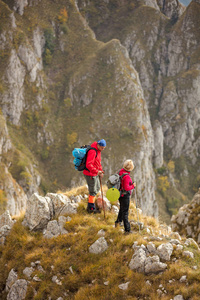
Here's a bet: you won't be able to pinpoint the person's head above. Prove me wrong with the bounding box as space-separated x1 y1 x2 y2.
123 159 134 172
97 139 106 151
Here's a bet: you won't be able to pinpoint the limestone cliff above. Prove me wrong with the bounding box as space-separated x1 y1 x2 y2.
0 0 158 217
76 0 200 220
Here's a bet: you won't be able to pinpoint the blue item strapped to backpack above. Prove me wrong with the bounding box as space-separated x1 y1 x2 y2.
72 145 97 171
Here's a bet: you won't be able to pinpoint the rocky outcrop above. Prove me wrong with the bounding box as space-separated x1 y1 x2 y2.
157 0 185 20
7 279 28 300
22 193 78 231
0 115 42 216
0 210 15 245
171 191 200 244
129 236 199 275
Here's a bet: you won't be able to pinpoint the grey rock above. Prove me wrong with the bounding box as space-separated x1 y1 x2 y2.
89 237 108 254
173 295 184 300
176 245 183 251
129 248 146 273
0 210 14 228
145 255 167 274
46 193 77 217
182 251 194 259
7 279 28 300
23 267 34 279
146 243 156 254
179 275 187 283
0 225 12 238
156 243 173 261
33 275 41 282
97 229 106 236
58 216 67 228
13 0 28 15
118 281 130 290
169 232 182 241
184 238 199 249
2 49 26 125
6 269 18 292
111 205 119 215
52 276 62 285
169 239 181 245
153 121 164 168
22 193 52 231
46 220 61 236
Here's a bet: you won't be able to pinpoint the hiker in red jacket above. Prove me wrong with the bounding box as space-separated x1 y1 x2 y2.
115 160 135 233
83 139 106 213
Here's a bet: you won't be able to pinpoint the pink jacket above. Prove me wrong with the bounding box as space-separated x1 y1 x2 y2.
83 142 103 176
119 168 135 196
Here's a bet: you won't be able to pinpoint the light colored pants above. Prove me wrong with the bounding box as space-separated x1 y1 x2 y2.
84 175 100 196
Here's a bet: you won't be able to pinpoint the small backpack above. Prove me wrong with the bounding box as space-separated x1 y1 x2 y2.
107 171 129 191
72 145 97 171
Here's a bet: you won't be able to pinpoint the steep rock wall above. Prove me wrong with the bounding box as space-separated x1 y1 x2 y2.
0 0 159 217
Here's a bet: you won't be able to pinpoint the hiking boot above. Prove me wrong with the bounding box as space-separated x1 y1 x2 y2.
124 230 133 235
115 221 123 228
87 207 101 214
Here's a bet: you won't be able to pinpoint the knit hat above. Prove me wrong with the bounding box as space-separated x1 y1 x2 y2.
97 139 106 147
123 160 134 172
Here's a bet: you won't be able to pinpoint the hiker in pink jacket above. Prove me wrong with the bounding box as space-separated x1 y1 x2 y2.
115 160 135 234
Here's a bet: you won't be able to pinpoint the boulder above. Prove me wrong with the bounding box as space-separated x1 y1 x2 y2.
22 193 52 231
46 193 77 217
129 248 146 273
6 269 18 292
89 237 108 254
23 267 34 279
0 211 14 228
156 243 173 261
7 279 28 300
144 255 167 274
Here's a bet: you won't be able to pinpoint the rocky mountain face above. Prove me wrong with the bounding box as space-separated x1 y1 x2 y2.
76 0 200 219
0 0 158 217
171 191 200 244
0 0 200 220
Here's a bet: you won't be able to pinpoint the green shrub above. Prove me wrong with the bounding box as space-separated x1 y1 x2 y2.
43 28 55 65
156 166 167 175
157 176 170 194
41 148 49 160
64 98 72 108
166 197 180 216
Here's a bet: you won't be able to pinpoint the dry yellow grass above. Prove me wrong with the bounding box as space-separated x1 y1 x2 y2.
1 185 200 299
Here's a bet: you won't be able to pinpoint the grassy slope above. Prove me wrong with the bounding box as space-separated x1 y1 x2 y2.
0 187 200 299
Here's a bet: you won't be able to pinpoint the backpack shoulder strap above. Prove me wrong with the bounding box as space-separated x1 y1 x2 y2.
87 147 98 158
86 146 98 159
120 173 129 179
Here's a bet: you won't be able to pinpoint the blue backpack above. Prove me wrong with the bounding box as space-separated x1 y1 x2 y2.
72 145 97 171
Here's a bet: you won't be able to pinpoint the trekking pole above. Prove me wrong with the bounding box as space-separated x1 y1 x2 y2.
99 176 106 219
134 187 140 233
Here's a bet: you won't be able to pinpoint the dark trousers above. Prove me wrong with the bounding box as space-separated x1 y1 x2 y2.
116 194 130 232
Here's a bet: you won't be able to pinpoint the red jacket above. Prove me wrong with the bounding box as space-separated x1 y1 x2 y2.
119 168 135 196
83 142 103 176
